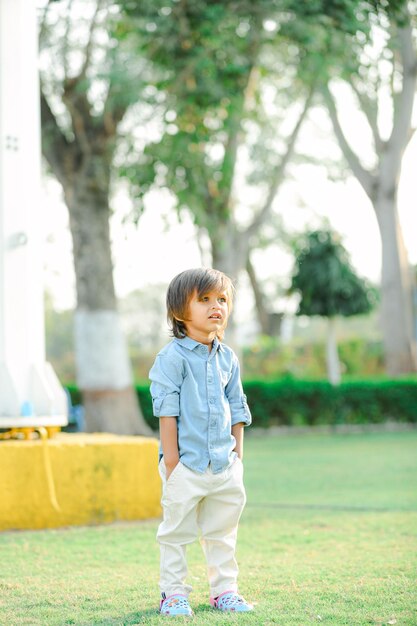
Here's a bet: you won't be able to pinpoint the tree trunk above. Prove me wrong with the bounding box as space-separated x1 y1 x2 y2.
210 223 245 351
64 168 153 435
39 4 153 435
246 255 270 335
323 61 417 376
375 191 417 375
246 255 283 337
326 317 341 385
210 222 245 280
207 90 313 342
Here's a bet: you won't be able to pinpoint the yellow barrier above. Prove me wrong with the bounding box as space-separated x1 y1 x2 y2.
1 433 161 530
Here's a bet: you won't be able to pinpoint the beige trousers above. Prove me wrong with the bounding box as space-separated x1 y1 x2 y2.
157 456 246 598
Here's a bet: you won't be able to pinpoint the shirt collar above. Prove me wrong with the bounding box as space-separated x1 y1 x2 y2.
174 335 223 353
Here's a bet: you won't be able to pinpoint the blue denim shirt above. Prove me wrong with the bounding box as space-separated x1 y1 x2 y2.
149 336 251 474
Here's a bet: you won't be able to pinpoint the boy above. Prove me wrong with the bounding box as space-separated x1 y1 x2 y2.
149 268 253 617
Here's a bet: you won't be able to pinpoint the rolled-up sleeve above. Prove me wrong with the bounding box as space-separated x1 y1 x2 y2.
225 356 252 427
149 355 183 418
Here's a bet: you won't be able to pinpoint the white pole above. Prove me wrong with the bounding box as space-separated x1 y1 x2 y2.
0 0 67 425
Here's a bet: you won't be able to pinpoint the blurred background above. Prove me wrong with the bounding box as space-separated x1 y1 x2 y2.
36 0 417 433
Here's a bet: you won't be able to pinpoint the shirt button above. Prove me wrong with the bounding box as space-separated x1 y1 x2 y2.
207 378 213 383
209 398 215 404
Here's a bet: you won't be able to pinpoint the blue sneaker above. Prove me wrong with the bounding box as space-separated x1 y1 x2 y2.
160 594 193 617
210 590 253 612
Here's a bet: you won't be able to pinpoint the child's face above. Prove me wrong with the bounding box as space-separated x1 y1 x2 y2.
183 289 229 344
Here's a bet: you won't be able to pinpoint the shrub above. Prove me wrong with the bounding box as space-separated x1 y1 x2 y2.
66 379 417 430
243 379 417 428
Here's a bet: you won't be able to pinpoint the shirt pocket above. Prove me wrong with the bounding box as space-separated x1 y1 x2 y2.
219 369 232 387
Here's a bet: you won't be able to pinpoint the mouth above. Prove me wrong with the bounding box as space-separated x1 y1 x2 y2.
209 314 222 320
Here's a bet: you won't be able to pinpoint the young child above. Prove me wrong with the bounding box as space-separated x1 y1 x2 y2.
149 268 253 617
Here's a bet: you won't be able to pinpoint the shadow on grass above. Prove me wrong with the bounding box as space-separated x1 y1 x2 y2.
75 608 160 625
84 604 235 624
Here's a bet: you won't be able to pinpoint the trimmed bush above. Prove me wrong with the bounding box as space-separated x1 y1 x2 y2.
66 379 417 430
65 384 82 406
243 379 417 427
136 385 156 429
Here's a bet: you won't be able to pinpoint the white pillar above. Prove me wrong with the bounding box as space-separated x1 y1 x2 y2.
0 0 67 424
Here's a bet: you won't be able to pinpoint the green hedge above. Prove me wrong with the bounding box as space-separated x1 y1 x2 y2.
242 379 417 428
66 379 417 430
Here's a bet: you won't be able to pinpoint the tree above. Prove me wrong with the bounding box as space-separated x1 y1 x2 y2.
119 0 386 342
119 1 317 350
317 2 417 375
39 0 154 434
289 230 376 384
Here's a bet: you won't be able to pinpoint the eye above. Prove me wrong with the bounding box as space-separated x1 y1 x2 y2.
218 297 227 303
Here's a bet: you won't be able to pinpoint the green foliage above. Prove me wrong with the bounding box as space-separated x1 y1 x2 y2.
290 230 377 318
118 0 363 232
285 0 411 87
243 379 417 427
243 336 385 379
136 384 155 429
66 378 417 431
65 384 82 407
118 0 267 229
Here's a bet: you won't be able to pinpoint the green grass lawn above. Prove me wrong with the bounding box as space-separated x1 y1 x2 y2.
1 431 416 626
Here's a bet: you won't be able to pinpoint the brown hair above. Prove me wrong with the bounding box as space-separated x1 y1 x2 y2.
167 268 235 340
